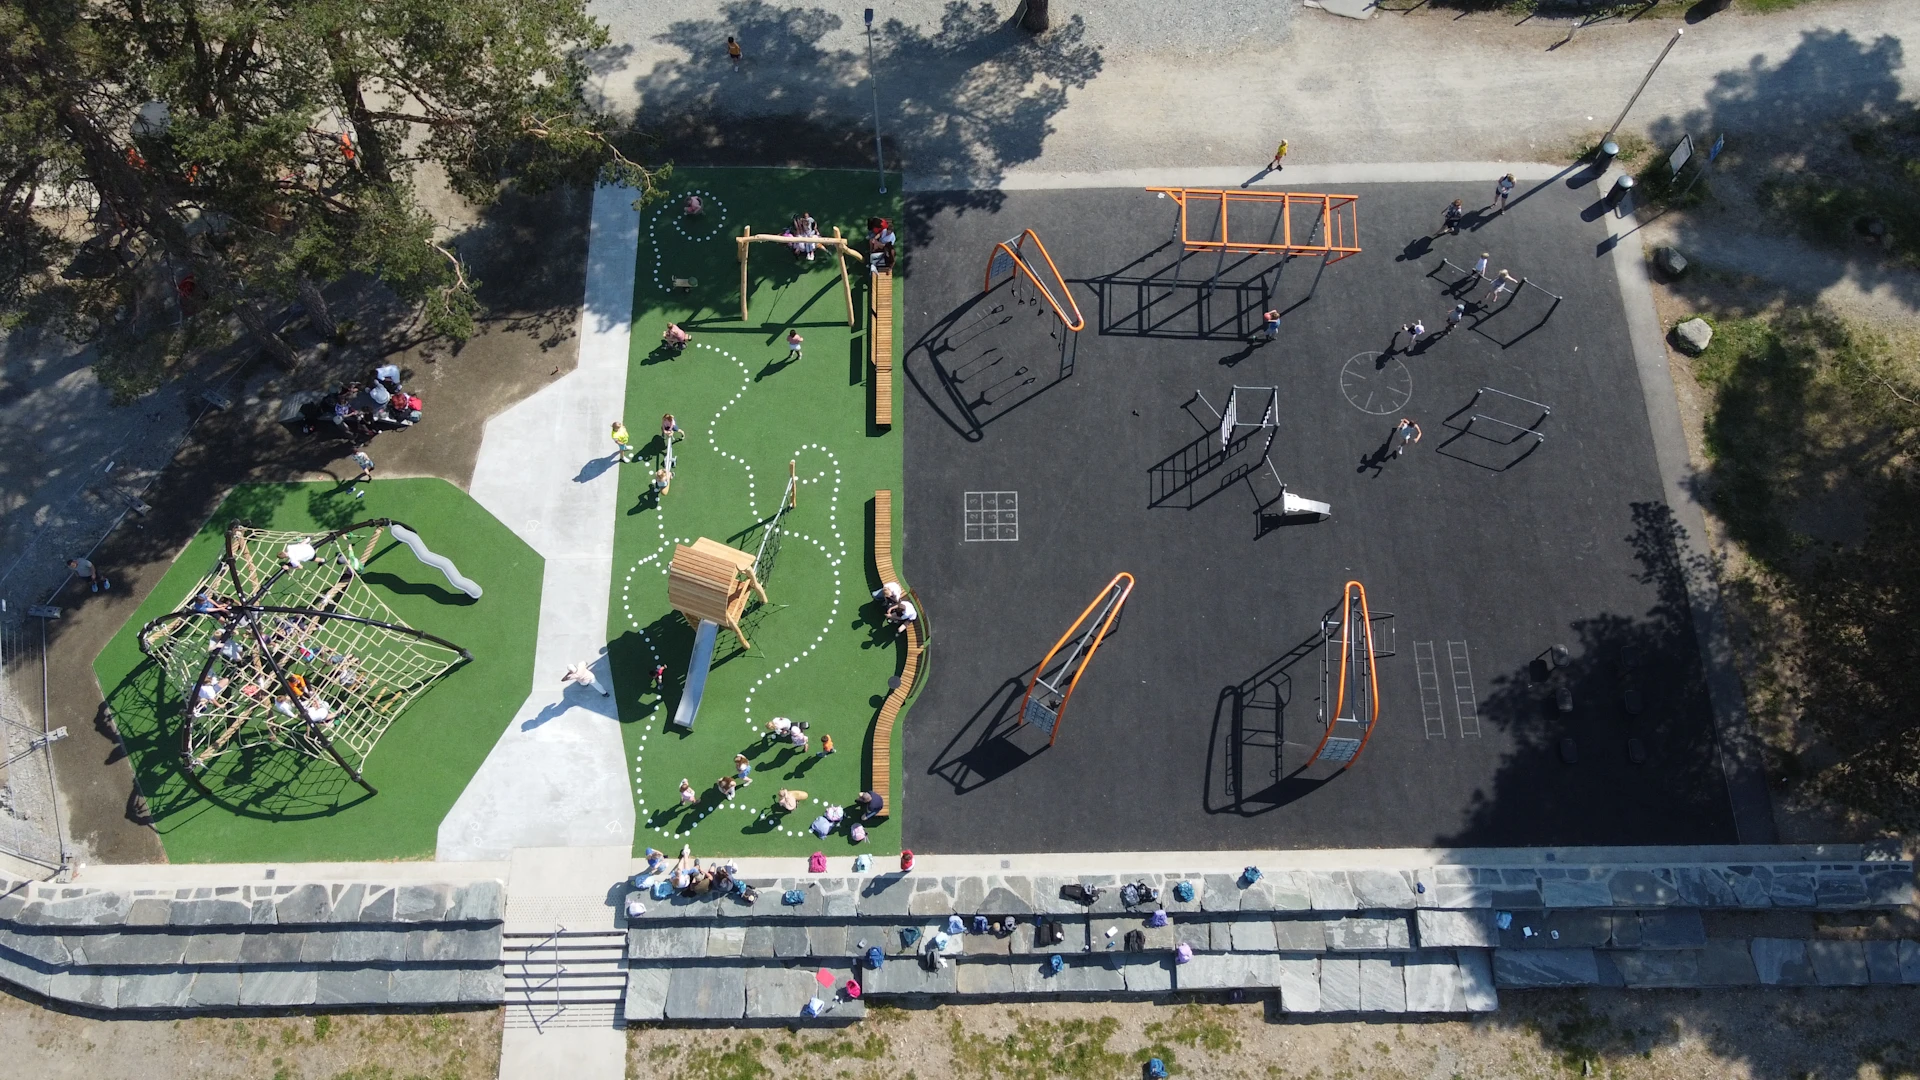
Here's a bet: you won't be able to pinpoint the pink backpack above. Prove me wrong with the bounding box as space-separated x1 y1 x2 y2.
850 824 867 844
1174 942 1194 964
808 851 826 873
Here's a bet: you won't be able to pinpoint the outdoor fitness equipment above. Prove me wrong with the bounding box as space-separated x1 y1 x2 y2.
1148 187 1361 263
735 226 860 326
1308 582 1394 771
1016 573 1134 747
666 467 793 730
1191 386 1332 522
136 520 474 795
983 229 1085 332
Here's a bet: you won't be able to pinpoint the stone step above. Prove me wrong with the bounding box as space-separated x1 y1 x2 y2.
501 1000 624 1030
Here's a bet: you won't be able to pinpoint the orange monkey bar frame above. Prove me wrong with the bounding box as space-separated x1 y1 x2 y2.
1307 580 1381 770
984 228 1085 332
1017 572 1134 747
1146 187 1362 264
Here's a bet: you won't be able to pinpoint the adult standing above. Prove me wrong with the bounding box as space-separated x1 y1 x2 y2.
1493 174 1516 212
67 556 109 592
1392 418 1423 458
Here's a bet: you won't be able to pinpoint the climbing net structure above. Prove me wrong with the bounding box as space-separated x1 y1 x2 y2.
137 520 471 795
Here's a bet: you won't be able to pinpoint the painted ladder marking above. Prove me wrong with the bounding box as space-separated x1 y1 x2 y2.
1448 640 1480 738
1414 641 1445 739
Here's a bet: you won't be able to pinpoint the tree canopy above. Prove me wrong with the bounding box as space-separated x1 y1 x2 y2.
0 0 662 391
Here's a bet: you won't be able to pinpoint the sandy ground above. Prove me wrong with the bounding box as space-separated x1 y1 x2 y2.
0 989 501 1080
6 983 1919 1080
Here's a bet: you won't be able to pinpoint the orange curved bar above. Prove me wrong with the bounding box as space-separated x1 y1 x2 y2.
1307 580 1380 770
1017 572 1135 746
986 229 1086 333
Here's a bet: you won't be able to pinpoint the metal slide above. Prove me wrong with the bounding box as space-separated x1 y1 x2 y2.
670 619 719 729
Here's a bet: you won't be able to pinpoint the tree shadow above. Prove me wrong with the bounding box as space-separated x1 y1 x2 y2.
1435 503 1741 847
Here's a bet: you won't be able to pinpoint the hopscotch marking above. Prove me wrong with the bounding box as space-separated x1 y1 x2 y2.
1447 640 1480 738
1414 641 1446 740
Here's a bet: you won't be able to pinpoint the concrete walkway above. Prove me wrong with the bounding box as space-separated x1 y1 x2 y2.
437 183 639 862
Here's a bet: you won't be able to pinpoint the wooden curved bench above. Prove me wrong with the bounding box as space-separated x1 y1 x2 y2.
870 269 894 427
867 490 924 820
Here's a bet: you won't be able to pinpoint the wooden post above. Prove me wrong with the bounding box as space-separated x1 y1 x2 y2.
742 564 769 605
738 226 751 322
834 226 855 327
788 460 797 509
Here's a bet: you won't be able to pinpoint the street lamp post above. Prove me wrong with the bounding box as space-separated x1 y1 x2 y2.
1601 27 1683 150
865 9 885 194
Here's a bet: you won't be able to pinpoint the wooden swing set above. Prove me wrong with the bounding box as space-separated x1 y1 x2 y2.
735 225 861 326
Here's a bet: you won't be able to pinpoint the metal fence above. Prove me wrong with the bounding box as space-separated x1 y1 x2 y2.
0 618 70 875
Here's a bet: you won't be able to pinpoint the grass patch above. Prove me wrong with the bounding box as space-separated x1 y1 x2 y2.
1682 305 1920 826
608 167 908 858
92 478 542 861
1759 103 1920 268
948 1014 1156 1079
1567 129 1652 169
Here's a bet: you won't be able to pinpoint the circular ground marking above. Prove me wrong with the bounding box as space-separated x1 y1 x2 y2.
1340 352 1414 416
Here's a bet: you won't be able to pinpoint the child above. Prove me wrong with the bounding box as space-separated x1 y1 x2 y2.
652 663 668 690
1268 139 1289 171
1261 309 1280 341
733 753 754 787
350 450 375 494
661 413 683 442
817 734 835 758
786 329 803 361
716 775 738 800
679 778 696 805
651 463 672 497
765 716 793 743
788 725 809 753
610 421 634 463
726 37 741 66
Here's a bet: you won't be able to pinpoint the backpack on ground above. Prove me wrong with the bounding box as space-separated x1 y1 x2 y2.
1061 883 1100 905
782 889 806 905
972 915 988 934
1123 929 1147 952
1242 865 1263 886
849 824 867 843
1147 1058 1169 1079
866 946 885 970
1148 909 1170 928
1174 942 1193 964
1172 881 1195 903
900 926 922 949
1120 883 1140 907
808 851 827 873
651 881 673 900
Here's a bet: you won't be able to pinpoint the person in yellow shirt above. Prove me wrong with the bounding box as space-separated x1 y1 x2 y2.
1268 139 1290 172
610 421 633 463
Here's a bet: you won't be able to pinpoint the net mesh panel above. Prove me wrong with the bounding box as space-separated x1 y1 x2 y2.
986 237 1019 287
138 524 465 779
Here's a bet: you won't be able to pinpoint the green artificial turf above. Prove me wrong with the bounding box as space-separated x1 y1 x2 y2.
92 478 542 862
608 167 910 857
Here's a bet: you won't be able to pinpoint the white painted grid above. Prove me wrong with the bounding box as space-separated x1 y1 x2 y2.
1414 641 1445 739
964 491 1018 541
1448 641 1480 738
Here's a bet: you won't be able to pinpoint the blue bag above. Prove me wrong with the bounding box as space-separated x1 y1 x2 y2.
1148 909 1170 928
782 889 806 905
1147 1057 1169 1079
972 915 988 934
1242 865 1263 885
1172 880 1194 903
866 946 885 970
651 881 673 900
1048 954 1064 974
947 914 964 934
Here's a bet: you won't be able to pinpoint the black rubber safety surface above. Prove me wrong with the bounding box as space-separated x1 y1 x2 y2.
896 177 1738 853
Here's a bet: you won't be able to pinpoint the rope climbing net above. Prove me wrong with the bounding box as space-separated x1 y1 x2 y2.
136 519 471 795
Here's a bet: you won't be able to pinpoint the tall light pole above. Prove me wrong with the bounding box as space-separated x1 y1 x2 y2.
1601 27 1683 150
865 8 885 194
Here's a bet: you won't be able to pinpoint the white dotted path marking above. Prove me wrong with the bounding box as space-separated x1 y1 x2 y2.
619 339 850 842
647 189 728 292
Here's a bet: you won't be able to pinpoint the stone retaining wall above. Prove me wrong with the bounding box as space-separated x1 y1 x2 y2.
0 875 505 1011
623 855 1917 1020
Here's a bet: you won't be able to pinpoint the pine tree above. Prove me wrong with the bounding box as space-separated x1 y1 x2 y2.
0 0 663 394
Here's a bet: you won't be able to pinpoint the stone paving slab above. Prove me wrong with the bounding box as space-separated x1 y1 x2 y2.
1318 957 1361 1011
1277 957 1320 1012
1457 950 1499 1012
1808 940 1869 986
1864 941 1902 985
746 968 825 1018
1493 948 1600 988
1358 957 1406 1012
1751 938 1815 986
624 966 671 1020
666 966 746 1018
1402 952 1464 1012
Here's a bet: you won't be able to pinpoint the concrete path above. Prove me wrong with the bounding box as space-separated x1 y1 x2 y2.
585 0 1920 182
437 183 640 862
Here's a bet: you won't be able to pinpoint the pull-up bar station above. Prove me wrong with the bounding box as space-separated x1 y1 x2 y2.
1017 572 1135 747
736 226 860 325
1148 187 1362 263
